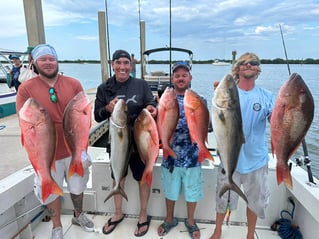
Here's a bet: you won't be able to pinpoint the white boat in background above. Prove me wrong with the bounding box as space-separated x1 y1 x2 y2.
142 47 193 96
212 60 231 66
0 50 28 118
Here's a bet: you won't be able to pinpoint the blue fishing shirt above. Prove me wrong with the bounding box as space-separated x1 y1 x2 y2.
236 86 275 174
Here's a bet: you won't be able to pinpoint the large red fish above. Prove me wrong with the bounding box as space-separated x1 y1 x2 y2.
184 89 214 163
271 73 314 189
19 98 63 202
157 87 179 159
63 91 92 179
134 109 159 187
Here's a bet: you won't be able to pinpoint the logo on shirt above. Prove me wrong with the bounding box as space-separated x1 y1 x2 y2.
126 95 137 104
253 103 261 111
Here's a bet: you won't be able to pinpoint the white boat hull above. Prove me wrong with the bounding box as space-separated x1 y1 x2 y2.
1 143 318 239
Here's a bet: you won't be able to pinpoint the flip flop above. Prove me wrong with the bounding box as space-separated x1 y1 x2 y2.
157 217 178 236
134 215 152 237
102 214 125 235
184 218 200 239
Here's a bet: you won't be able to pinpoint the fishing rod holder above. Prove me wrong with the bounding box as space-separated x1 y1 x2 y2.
295 156 317 186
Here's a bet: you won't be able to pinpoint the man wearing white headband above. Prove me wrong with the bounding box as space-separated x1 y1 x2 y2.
16 44 94 239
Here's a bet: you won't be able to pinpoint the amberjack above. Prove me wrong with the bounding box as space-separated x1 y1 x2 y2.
212 74 247 203
104 99 130 202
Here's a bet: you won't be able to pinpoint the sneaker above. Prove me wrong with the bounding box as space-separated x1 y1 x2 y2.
72 212 94 232
52 227 63 239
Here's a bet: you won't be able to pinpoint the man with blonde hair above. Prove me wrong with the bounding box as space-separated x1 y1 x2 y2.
209 52 275 239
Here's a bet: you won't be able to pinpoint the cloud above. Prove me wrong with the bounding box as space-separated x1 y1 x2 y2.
1 0 319 59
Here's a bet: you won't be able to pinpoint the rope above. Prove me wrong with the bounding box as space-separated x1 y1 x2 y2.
271 197 303 239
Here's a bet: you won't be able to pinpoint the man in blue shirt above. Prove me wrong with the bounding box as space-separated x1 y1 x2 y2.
209 52 275 239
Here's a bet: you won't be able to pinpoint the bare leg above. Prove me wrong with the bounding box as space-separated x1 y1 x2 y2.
103 178 125 232
209 212 226 239
186 202 200 239
47 197 62 229
135 182 151 235
157 198 175 236
246 207 257 239
70 192 83 217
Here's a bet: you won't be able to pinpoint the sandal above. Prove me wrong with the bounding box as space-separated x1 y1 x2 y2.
157 217 178 236
102 214 125 234
134 215 152 237
184 219 200 239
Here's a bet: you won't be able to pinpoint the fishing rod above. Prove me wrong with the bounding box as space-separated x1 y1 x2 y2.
279 24 315 185
169 0 172 87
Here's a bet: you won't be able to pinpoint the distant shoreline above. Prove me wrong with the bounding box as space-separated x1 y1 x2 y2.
55 58 319 64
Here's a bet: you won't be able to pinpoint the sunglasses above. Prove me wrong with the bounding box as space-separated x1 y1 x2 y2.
239 61 260 66
49 87 57 103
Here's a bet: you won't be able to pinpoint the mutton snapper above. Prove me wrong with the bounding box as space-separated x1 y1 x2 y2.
212 74 247 203
19 98 63 202
270 73 314 189
184 88 214 163
157 87 179 159
104 99 130 202
63 91 92 179
134 109 159 187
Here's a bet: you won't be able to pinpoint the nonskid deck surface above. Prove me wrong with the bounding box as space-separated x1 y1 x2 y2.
33 214 281 239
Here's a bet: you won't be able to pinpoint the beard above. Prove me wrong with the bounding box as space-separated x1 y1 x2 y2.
37 66 59 79
242 70 258 80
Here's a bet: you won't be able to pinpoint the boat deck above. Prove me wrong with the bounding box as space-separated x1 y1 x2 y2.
33 214 281 239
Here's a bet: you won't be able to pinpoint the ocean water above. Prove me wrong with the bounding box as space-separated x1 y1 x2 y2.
59 63 319 180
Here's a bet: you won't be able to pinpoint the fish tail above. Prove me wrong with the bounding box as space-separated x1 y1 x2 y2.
104 187 128 203
141 169 153 187
219 183 248 203
67 159 84 179
276 164 293 189
42 178 64 203
198 147 214 163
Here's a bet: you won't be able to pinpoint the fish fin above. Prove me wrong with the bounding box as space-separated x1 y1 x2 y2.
141 169 153 187
219 183 248 204
42 178 64 203
67 158 84 179
163 147 177 160
20 132 25 146
104 187 128 203
276 164 293 189
198 147 214 163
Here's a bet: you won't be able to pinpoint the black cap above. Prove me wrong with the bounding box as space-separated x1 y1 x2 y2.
172 61 191 72
9 54 20 60
112 49 131 61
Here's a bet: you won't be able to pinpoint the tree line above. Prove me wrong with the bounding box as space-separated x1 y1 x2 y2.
56 58 319 64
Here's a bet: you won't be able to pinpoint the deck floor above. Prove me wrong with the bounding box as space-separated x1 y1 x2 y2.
33 214 281 239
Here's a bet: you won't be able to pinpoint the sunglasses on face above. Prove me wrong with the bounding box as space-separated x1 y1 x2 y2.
49 87 57 103
239 61 260 66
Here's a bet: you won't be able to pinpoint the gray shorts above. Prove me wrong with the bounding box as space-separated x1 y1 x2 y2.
215 164 270 219
34 151 91 205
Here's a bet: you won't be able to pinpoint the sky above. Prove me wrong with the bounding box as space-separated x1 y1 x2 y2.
1 0 319 61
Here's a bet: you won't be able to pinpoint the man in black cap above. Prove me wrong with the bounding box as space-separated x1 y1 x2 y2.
94 49 157 236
